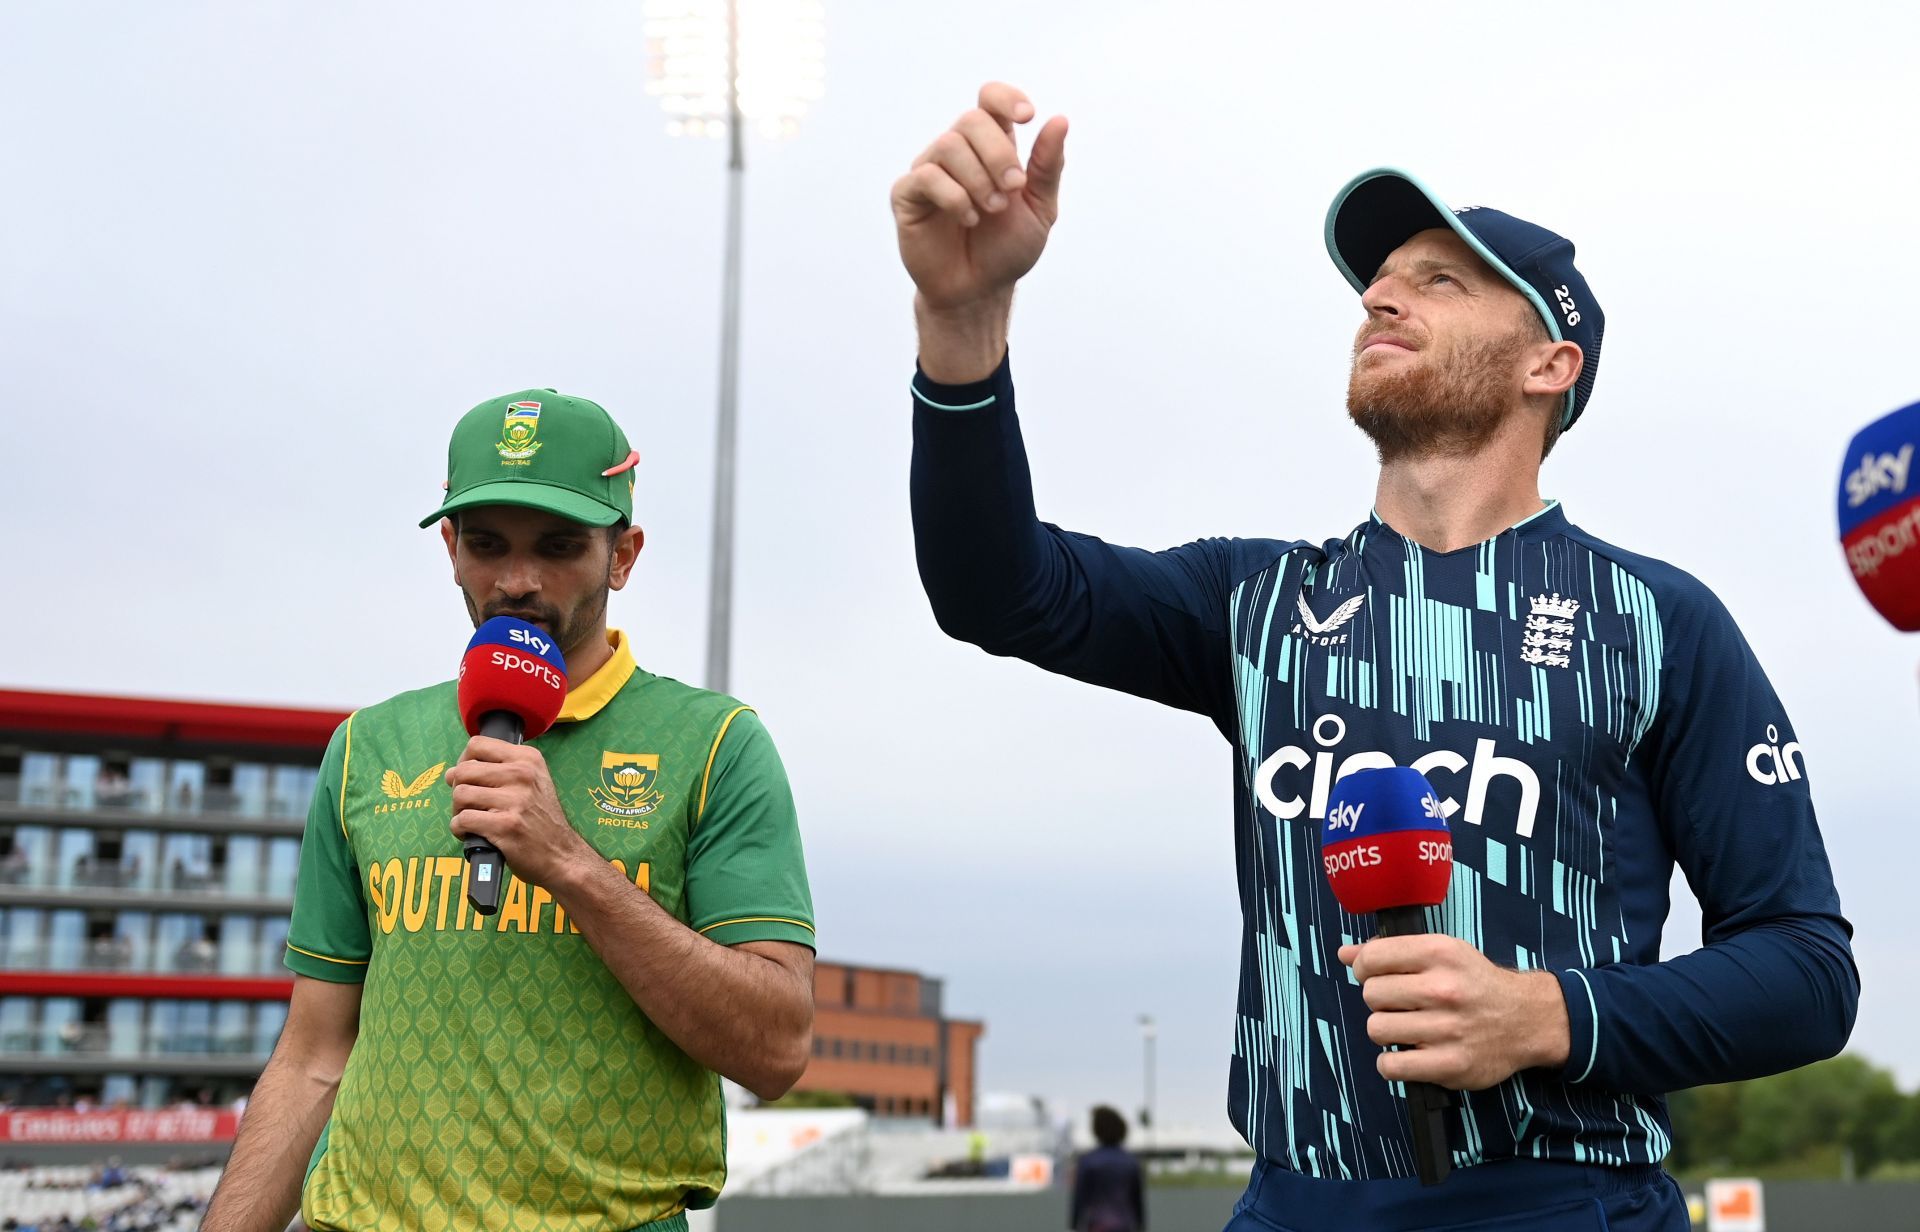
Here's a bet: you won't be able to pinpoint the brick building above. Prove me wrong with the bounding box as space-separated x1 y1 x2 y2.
798 961 985 1126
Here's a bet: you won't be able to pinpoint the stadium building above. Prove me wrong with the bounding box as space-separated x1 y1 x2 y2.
803 961 984 1125
0 687 983 1150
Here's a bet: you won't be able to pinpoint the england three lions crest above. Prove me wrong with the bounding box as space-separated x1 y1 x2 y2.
1521 593 1580 669
590 751 664 819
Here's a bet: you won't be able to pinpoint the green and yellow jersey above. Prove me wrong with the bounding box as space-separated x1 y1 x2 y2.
284 629 814 1232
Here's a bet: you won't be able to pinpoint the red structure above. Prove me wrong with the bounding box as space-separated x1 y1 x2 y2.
0 687 344 1136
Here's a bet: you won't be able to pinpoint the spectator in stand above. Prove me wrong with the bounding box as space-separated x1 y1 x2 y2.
1071 1106 1145 1232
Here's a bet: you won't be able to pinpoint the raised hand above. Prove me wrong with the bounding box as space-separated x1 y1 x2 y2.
893 82 1068 363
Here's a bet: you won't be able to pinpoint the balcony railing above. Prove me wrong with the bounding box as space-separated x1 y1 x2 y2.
0 864 295 898
0 1022 273 1058
0 775 314 821
0 939 290 978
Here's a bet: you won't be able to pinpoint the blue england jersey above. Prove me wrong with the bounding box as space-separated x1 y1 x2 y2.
910 358 1857 1180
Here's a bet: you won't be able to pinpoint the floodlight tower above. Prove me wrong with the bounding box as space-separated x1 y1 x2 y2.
645 0 825 693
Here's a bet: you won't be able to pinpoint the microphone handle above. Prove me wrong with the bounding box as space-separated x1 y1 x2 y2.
465 711 525 916
1374 902 1454 1187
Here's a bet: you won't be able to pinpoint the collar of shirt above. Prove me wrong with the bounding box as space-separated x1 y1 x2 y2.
1363 499 1567 558
555 628 637 724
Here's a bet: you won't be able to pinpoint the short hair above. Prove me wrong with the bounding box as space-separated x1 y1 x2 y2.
1091 1105 1127 1148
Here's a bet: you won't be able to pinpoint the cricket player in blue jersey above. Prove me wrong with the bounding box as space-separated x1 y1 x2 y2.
892 83 1858 1231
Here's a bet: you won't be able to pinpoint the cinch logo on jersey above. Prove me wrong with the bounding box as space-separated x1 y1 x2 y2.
1745 723 1808 786
1256 714 1541 837
1845 444 1913 509
364 853 651 936
374 762 445 815
589 752 664 822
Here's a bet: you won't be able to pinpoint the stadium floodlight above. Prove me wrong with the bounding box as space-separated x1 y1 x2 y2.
644 0 826 694
644 0 826 141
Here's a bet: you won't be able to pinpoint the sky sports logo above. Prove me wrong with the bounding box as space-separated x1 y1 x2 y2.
1845 443 1913 509
1322 793 1442 837
491 649 564 691
1320 837 1451 878
507 625 555 658
1848 505 1920 578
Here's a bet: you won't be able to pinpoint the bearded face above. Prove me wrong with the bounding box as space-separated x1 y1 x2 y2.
1346 318 1538 464
447 508 624 668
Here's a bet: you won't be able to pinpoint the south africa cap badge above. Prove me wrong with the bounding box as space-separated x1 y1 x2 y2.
497 401 543 462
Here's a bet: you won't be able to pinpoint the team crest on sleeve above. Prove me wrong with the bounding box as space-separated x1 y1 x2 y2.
497 401 543 462
590 752 663 822
1522 593 1580 668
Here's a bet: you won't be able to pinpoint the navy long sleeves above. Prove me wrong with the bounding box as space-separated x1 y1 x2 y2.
911 355 1858 1178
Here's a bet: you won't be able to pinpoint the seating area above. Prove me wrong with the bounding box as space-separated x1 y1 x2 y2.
0 1164 220 1232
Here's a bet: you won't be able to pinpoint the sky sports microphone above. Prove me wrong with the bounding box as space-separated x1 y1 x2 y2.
456 616 568 915
1840 399 1920 631
1323 765 1456 1187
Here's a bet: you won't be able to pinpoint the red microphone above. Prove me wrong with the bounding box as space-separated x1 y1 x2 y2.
1839 401 1920 631
456 617 569 915
1323 765 1456 1186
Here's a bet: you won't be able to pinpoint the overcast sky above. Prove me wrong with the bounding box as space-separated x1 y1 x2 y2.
5 1 1918 1132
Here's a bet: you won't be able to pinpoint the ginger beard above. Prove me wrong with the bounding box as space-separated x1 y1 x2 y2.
1346 322 1536 464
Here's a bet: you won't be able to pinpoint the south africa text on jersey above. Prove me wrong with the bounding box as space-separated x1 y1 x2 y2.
364 855 651 936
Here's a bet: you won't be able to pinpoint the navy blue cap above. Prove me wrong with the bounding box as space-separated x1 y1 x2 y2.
1325 168 1605 432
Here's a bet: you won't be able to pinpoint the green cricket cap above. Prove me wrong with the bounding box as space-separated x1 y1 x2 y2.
420 388 638 529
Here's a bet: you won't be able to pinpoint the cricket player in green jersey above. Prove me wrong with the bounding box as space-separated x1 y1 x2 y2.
202 390 817 1232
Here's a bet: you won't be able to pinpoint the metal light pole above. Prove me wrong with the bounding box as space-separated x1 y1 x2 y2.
645 1 825 695
1139 1014 1156 1151
707 0 745 695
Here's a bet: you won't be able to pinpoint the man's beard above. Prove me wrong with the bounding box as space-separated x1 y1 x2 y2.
462 581 610 667
1346 328 1532 464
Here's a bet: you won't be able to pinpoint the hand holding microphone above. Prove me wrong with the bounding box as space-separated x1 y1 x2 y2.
1322 766 1458 1186
447 617 570 915
1323 767 1574 1187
